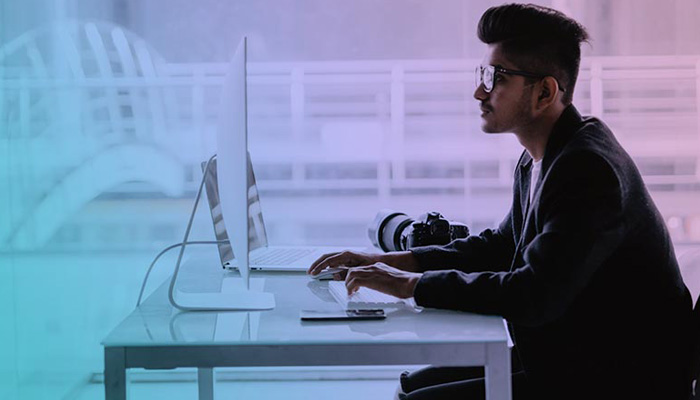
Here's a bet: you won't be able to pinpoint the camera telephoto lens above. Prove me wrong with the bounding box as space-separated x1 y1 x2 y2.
367 209 415 252
368 209 470 252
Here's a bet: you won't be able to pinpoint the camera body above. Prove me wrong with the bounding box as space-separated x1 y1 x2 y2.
368 209 470 252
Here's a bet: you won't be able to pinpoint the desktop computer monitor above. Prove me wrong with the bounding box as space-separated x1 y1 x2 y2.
216 36 252 287
214 36 274 304
168 36 274 311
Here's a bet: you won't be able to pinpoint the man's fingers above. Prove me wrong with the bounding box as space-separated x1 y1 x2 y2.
308 252 336 272
307 252 340 274
344 264 407 298
345 268 372 295
308 250 366 275
345 276 361 296
332 267 349 281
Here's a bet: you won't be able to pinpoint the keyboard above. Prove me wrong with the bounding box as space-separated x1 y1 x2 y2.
250 248 315 266
328 281 407 309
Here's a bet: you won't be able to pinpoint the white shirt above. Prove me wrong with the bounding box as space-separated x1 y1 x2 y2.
530 159 542 204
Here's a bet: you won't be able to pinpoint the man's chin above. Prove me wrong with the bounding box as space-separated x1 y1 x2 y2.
480 122 499 134
479 112 497 133
480 117 509 134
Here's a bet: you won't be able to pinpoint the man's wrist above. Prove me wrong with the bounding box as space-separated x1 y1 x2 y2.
385 251 420 272
404 273 422 298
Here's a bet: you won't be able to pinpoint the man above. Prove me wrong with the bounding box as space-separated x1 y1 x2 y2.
308 4 693 399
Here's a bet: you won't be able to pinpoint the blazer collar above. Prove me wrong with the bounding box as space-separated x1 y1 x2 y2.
518 104 584 172
542 104 584 172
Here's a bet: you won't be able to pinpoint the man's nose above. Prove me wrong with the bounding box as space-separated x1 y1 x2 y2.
473 83 488 101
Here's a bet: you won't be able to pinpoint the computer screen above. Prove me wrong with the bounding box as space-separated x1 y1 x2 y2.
201 155 268 268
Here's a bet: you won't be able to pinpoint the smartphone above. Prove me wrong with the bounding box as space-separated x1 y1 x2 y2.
300 309 386 321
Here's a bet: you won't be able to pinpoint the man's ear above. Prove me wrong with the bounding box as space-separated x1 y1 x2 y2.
536 76 559 110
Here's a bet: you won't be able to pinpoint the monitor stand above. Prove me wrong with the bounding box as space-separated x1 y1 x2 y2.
170 290 275 312
167 155 275 311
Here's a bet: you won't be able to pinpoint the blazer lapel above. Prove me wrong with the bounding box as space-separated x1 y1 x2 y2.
508 153 532 272
517 153 533 238
509 105 585 271
511 171 537 271
518 105 586 255
520 182 539 245
520 167 531 223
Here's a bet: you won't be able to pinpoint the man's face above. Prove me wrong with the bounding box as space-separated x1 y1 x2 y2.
474 44 536 134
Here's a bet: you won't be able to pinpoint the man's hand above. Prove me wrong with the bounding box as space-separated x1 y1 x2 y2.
343 262 422 299
307 250 380 276
307 250 421 276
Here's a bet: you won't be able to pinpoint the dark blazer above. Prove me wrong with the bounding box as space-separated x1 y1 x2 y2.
411 105 694 399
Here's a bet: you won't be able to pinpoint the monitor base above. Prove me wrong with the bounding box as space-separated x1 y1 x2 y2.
171 290 275 311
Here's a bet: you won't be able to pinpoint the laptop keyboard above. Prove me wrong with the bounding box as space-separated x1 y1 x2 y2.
328 281 406 309
250 248 316 266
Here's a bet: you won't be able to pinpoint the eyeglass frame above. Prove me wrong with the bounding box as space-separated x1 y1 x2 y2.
475 64 566 94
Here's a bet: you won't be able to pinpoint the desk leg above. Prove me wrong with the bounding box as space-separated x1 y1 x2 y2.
485 343 511 400
104 347 128 400
198 368 214 400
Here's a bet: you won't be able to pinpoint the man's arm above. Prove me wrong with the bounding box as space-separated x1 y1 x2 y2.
413 151 625 327
409 151 529 274
410 211 516 273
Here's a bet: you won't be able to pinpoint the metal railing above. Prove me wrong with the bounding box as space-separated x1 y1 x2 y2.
2 21 700 248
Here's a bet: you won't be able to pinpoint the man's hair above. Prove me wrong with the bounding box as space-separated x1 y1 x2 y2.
477 3 589 104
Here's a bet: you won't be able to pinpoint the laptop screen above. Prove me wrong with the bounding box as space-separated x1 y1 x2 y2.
202 154 268 267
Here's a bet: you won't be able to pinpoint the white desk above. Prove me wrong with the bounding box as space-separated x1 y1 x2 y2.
102 254 512 399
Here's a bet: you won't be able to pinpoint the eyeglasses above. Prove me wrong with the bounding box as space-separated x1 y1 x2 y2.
475 64 564 93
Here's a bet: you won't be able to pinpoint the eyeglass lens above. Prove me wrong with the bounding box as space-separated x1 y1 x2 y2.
475 65 494 92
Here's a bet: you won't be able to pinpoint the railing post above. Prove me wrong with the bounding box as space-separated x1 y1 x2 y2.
291 67 305 140
390 65 405 188
376 90 392 204
15 77 34 249
695 58 700 181
290 67 305 188
0 74 8 246
590 59 604 118
19 78 30 139
0 73 4 138
192 66 207 156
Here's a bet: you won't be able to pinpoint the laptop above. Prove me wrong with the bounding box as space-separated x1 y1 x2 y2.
202 155 349 271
